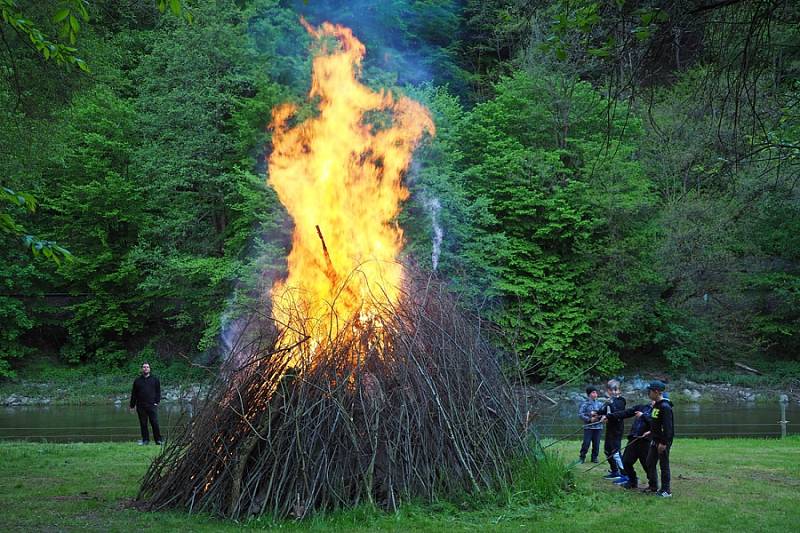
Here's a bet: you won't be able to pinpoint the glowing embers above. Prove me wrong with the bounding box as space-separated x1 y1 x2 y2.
267 19 435 353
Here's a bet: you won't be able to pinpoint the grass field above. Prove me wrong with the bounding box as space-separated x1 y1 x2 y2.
1 437 798 531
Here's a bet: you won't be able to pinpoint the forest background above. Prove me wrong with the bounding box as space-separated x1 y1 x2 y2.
1 0 798 385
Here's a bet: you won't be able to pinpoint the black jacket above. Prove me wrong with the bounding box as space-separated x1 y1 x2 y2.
130 374 161 408
599 396 627 436
608 403 652 438
646 398 674 445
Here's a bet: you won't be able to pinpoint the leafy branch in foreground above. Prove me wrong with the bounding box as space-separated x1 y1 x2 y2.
1 0 192 74
0 0 88 71
2 185 73 265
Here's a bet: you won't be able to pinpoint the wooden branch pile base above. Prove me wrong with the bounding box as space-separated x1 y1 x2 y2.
138 273 533 520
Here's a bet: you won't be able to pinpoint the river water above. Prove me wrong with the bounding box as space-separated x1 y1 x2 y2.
0 400 796 443
531 400 797 440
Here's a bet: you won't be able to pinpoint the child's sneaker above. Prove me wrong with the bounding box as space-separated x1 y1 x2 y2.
602 472 622 480
613 476 629 485
620 481 638 490
590 458 600 463
657 490 672 498
640 486 659 494
578 457 585 464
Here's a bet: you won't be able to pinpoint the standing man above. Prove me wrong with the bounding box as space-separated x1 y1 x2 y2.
129 362 162 445
643 380 674 497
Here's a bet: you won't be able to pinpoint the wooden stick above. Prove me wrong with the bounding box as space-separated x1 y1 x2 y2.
735 361 763 375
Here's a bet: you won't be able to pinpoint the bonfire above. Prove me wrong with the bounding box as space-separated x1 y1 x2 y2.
138 20 532 519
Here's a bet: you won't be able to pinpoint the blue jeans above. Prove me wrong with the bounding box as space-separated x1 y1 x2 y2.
580 428 601 460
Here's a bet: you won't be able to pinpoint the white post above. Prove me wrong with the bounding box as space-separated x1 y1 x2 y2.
779 394 789 438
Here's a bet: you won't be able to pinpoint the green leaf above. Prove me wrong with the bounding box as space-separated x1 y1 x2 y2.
77 2 89 21
74 57 90 73
588 47 610 58
632 27 651 41
53 8 70 23
169 0 181 16
0 213 19 233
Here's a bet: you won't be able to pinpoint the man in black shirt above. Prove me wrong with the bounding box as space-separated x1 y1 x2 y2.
129 362 162 445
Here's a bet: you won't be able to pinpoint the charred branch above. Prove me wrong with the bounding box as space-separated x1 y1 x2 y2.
138 268 533 520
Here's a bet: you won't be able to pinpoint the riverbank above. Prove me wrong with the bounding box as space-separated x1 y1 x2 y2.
0 377 206 407
0 361 210 406
2 376 796 407
2 361 798 406
537 376 799 405
1 438 797 531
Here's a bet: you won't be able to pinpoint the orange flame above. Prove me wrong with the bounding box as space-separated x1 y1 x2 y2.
268 20 435 355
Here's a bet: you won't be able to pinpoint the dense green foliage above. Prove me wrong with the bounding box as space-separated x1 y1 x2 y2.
1 0 798 380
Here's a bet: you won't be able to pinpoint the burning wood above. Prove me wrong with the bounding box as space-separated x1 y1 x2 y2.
315 224 338 286
267 20 434 350
137 271 533 519
137 21 534 520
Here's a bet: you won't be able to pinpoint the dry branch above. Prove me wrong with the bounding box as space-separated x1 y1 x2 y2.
138 269 534 520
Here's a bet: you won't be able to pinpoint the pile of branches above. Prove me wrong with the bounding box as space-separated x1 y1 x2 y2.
138 272 533 520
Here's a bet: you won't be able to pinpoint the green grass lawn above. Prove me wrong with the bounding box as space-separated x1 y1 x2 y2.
1 437 798 531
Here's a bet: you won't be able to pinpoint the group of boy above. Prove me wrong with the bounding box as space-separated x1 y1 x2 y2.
578 379 674 498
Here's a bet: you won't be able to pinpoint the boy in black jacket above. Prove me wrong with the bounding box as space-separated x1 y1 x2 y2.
598 379 626 480
603 401 657 490
643 380 674 497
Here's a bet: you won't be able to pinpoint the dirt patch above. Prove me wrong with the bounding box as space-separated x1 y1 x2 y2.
737 471 800 488
117 498 148 511
50 491 93 502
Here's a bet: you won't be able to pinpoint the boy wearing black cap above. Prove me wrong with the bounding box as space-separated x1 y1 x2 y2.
643 380 674 498
578 386 603 463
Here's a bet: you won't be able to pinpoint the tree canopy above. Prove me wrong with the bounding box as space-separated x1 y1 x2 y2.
1 0 798 380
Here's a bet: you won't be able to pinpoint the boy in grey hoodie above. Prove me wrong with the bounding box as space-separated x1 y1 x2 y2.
578 386 604 463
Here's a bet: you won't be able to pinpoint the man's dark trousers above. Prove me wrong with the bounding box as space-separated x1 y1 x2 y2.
645 441 671 492
136 404 162 443
622 437 655 487
580 429 601 461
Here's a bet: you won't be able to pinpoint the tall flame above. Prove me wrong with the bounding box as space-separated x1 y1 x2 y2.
268 20 435 353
